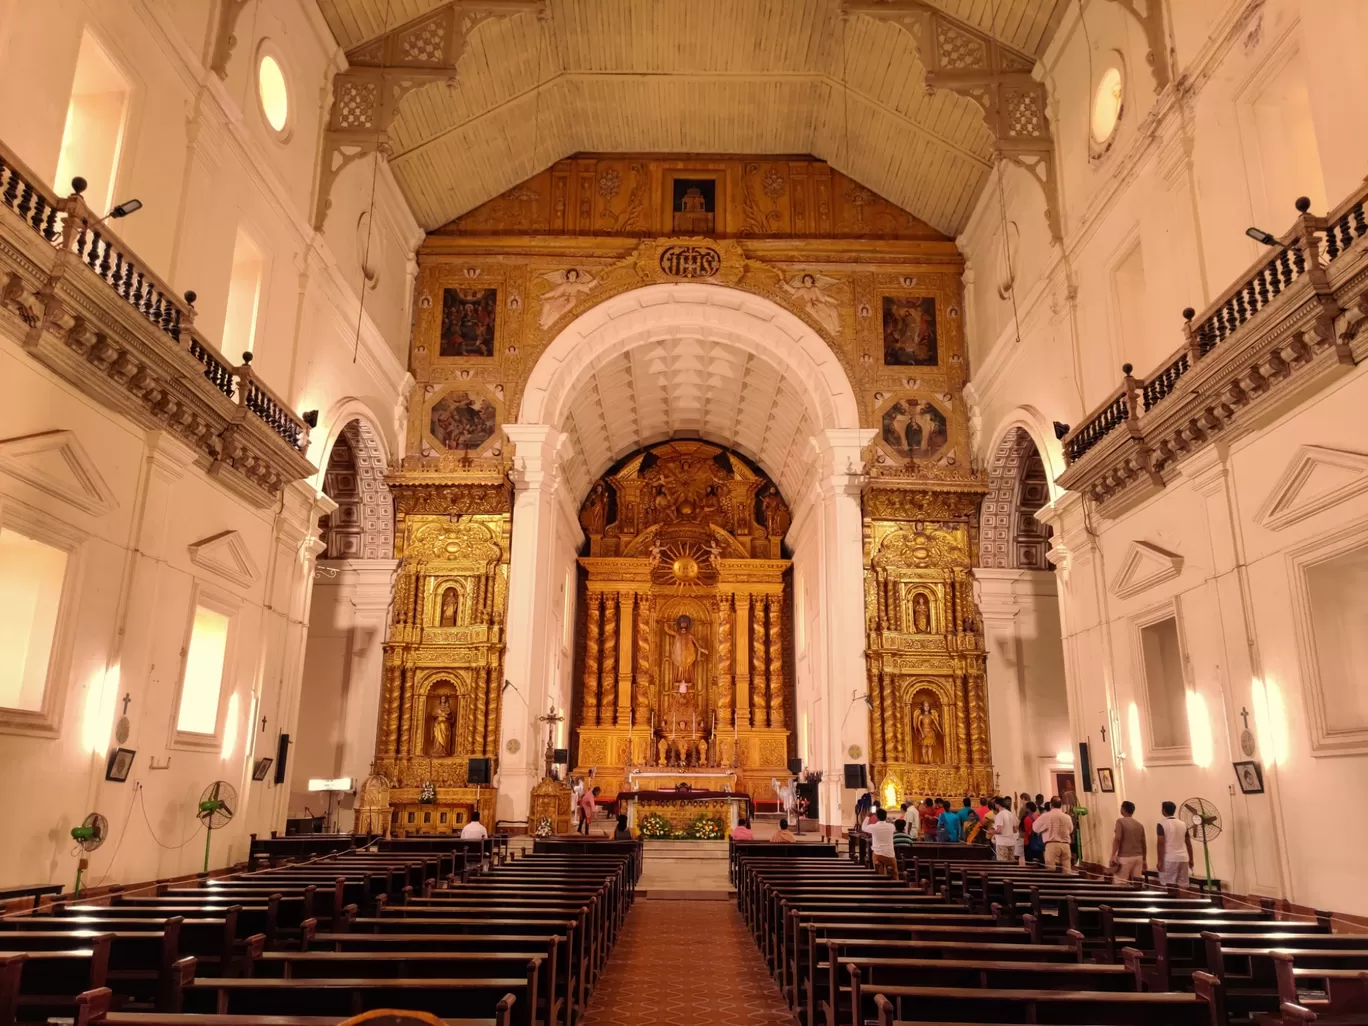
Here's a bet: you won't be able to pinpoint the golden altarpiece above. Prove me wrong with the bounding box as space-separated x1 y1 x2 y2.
572 440 795 799
372 153 996 818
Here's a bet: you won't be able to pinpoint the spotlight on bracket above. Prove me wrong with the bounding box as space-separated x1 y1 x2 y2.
1052 421 1071 440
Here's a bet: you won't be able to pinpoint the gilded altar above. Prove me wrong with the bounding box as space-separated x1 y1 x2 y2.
572 440 794 800
864 484 993 800
371 468 512 807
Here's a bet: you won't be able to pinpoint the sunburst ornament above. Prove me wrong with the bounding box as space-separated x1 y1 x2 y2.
651 540 719 590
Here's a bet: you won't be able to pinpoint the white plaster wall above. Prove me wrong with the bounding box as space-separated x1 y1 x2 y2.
959 0 1368 906
0 0 416 886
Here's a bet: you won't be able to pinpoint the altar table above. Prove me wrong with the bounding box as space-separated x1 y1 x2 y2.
622 790 753 835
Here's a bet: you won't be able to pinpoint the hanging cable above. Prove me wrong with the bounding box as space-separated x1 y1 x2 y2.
138 789 207 850
351 0 395 364
988 0 1023 348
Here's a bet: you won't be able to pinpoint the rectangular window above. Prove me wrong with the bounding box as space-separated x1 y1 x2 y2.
53 30 130 215
177 604 230 734
1140 615 1189 750
0 528 69 711
1305 544 1368 732
222 227 265 357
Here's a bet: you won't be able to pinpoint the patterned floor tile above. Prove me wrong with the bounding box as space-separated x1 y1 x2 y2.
579 899 794 1026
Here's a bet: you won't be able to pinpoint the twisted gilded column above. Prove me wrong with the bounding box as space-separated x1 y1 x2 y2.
955 675 970 768
635 594 652 726
967 672 989 765
582 591 602 727
767 594 784 730
601 593 619 724
867 656 885 762
750 595 766 728
716 595 733 725
616 591 634 726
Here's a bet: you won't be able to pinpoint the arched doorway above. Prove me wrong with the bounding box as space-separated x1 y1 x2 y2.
291 416 396 830
499 282 871 825
974 425 1070 799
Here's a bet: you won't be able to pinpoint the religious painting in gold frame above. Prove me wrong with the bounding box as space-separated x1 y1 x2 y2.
421 382 502 458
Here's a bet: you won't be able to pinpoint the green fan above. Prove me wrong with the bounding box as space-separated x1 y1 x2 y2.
1181 797 1222 887
197 781 237 872
70 812 108 897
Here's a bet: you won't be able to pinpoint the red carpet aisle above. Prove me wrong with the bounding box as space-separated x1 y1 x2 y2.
579 899 795 1025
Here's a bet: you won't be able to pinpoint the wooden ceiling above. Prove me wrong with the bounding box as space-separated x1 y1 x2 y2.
315 0 1067 235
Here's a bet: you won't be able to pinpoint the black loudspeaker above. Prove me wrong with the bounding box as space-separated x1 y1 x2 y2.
273 733 290 784
553 748 569 764
1079 741 1094 793
467 758 492 785
787 758 803 775
843 763 868 790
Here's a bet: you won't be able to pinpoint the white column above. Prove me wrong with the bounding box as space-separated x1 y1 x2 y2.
499 424 578 822
810 428 874 832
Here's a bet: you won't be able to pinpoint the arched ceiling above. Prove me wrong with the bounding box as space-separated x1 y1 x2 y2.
557 337 817 502
315 0 1067 236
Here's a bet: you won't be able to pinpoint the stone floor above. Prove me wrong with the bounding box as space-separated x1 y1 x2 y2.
578 899 794 1026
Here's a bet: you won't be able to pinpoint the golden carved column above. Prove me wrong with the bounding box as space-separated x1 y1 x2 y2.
767 593 784 730
635 593 652 726
735 592 751 728
379 659 402 756
967 672 989 765
954 675 970 769
397 665 413 758
750 594 766 728
616 590 634 727
716 594 733 726
867 656 885 762
583 591 602 727
601 592 619 725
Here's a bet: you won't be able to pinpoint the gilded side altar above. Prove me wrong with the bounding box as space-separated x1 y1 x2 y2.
571 440 794 800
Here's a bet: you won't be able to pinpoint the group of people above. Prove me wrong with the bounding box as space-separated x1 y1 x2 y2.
856 789 1198 886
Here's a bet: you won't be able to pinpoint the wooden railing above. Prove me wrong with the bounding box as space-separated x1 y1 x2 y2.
0 143 310 456
1062 187 1368 470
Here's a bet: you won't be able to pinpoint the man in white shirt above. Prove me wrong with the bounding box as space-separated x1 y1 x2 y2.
990 797 1019 863
1033 798 1074 874
863 807 899 879
1157 800 1194 887
460 810 489 840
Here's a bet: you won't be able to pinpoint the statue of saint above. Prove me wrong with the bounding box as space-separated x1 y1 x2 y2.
912 592 931 633
579 481 608 537
663 614 708 687
697 736 708 767
430 694 454 756
439 587 459 627
914 700 942 764
657 736 669 768
761 486 792 540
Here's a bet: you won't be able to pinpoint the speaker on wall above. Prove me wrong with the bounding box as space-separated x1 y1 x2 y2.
553 748 569 765
1079 741 1094 793
842 763 868 790
467 758 492 785
788 758 803 775
273 733 290 784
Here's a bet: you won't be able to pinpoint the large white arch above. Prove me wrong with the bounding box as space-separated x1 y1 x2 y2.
498 282 872 825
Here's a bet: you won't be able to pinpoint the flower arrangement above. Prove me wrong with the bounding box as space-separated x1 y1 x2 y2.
535 817 554 837
418 781 437 804
638 813 674 840
801 769 824 783
685 815 725 840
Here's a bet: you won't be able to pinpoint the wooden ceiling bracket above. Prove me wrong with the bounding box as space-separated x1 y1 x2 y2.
313 0 545 230
844 0 1063 243
1101 0 1172 94
210 0 253 80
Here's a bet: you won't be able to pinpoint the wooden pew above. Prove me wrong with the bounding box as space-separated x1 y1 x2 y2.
837 958 1135 1026
75 985 516 1026
0 917 238 979
0 942 110 1024
866 969 1227 1026
1121 919 1333 988
1273 953 1368 1020
1104 910 1330 965
0 930 183 1011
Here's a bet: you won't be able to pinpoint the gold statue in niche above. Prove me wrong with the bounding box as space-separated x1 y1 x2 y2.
663 614 707 686
439 587 459 627
912 592 931 633
430 693 455 756
914 697 943 765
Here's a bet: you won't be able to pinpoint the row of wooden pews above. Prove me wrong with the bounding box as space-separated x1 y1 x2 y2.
741 845 1368 1026
0 836 637 1026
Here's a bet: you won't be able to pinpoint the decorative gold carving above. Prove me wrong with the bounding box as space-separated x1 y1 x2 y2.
583 592 602 727
767 593 785 731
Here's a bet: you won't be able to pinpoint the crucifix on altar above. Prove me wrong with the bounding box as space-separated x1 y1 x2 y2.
538 702 564 781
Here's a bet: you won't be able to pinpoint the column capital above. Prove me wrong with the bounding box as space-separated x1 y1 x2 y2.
503 424 571 493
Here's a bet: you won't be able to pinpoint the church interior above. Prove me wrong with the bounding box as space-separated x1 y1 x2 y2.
2 0 1368 1023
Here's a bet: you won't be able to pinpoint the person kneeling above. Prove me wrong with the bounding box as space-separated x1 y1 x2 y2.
864 807 898 879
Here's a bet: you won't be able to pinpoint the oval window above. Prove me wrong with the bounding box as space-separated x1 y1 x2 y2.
258 54 289 134
1091 66 1123 144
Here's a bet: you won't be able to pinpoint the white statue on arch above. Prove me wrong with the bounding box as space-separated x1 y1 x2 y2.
538 268 598 328
781 271 843 335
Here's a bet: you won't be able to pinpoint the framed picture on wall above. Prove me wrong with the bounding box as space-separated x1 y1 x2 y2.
252 757 274 782
1096 767 1115 792
106 747 136 782
1233 760 1265 794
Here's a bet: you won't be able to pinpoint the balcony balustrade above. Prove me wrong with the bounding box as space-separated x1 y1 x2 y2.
0 140 316 506
1058 187 1368 514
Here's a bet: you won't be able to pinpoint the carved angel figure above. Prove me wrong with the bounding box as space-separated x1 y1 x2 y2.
538 268 598 328
914 700 942 765
781 271 843 335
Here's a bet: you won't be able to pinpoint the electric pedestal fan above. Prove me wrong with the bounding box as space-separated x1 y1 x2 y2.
198 781 237 872
69 812 108 897
1181 796 1222 887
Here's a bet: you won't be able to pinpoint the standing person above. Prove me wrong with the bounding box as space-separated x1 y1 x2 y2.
937 799 961 843
990 797 1019 862
899 802 912 824
1157 800 1194 887
956 797 977 841
577 786 598 836
893 818 915 853
854 791 872 834
1034 798 1074 873
1022 802 1044 864
918 798 938 840
1110 801 1147 883
864 807 898 878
